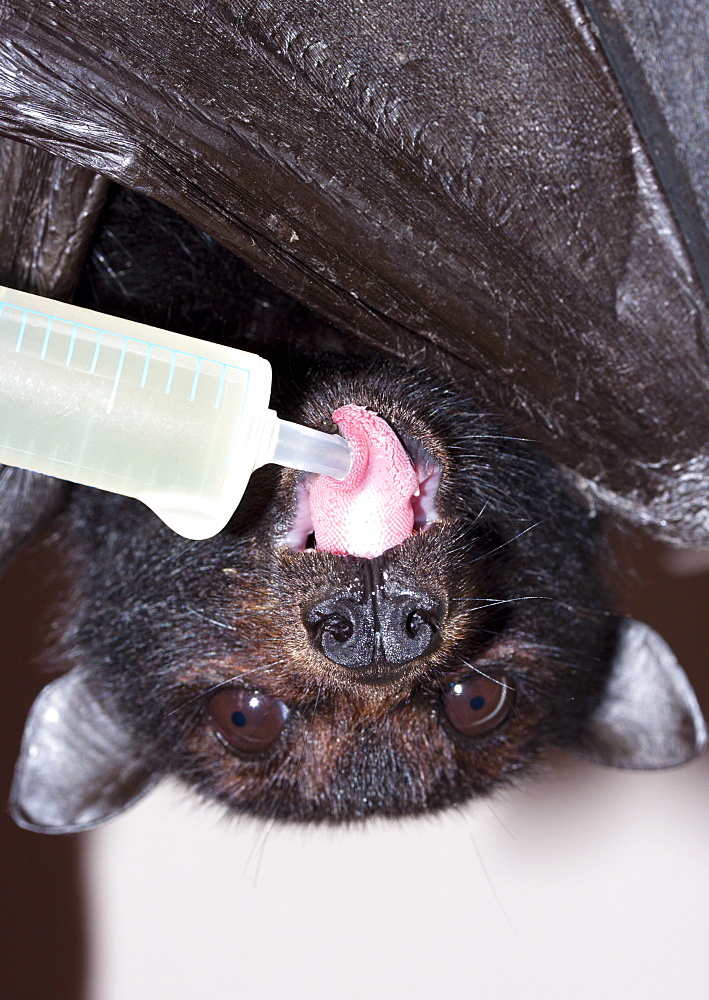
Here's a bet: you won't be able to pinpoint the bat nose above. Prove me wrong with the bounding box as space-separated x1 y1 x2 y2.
304 590 443 676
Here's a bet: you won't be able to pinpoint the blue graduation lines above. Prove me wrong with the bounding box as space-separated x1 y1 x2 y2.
40 317 53 360
14 307 28 353
140 344 152 388
89 331 103 374
2 301 252 427
106 338 128 414
190 358 201 402
165 350 177 395
65 324 79 367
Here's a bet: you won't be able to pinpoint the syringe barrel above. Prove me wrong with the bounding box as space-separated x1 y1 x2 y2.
0 285 274 538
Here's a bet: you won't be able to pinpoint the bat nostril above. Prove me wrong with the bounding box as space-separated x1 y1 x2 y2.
406 607 437 639
382 598 443 664
321 612 355 645
305 599 372 667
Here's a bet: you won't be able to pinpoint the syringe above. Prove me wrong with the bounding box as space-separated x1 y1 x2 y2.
0 285 352 539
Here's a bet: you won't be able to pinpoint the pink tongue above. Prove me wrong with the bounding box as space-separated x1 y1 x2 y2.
308 405 418 558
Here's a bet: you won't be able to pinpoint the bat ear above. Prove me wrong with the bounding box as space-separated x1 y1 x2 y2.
576 619 707 769
10 670 160 834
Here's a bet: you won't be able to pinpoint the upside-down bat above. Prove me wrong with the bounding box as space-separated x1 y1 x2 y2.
3 0 709 835
9 190 706 833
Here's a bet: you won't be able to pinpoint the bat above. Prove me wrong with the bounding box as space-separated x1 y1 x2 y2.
1 0 708 834
9 189 706 833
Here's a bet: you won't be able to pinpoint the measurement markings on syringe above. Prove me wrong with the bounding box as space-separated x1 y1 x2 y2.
89 332 103 375
165 352 177 396
190 359 201 403
65 324 79 367
140 345 152 388
14 309 28 353
134 344 238 410
3 301 251 425
106 338 128 414
40 318 53 361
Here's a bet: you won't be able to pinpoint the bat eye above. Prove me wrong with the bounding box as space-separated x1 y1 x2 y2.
442 675 514 738
207 688 288 754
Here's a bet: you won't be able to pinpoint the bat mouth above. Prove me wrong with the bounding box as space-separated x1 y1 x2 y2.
283 432 442 552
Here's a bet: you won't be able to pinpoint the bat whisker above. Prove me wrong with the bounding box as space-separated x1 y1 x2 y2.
166 663 281 716
183 605 238 631
455 804 516 932
469 520 546 563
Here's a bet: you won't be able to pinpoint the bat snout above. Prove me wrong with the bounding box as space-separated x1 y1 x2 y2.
303 585 444 683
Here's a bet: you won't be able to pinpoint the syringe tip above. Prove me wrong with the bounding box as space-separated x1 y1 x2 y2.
272 418 352 480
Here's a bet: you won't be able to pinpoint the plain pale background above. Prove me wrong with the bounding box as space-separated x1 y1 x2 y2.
2 532 709 1000
84 756 709 1000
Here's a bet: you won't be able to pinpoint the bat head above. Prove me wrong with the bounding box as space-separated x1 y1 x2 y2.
11 364 707 832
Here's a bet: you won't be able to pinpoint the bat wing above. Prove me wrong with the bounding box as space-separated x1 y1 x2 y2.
581 0 709 300
1 0 707 543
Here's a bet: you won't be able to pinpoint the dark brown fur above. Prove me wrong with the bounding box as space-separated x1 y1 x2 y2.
53 360 617 822
20 187 617 825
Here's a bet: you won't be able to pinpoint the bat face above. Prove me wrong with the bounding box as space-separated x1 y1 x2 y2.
50 362 618 823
